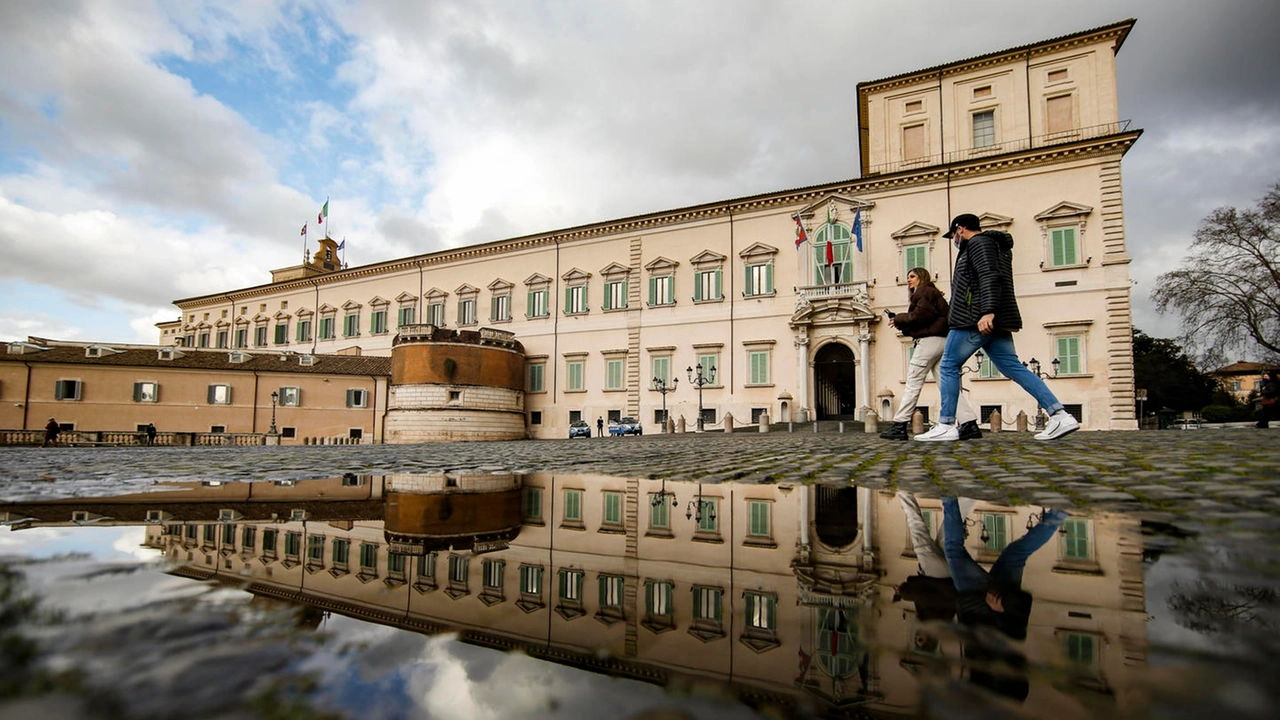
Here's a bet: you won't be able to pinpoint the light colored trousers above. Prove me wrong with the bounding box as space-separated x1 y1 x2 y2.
892 335 978 424
898 491 975 578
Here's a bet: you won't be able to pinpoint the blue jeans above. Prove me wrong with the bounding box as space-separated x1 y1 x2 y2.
937 329 1064 425
942 497 1064 593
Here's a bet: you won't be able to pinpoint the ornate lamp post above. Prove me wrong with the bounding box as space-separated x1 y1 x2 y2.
269 390 279 435
1023 357 1061 430
685 484 716 525
959 349 987 377
686 363 716 432
651 477 678 510
652 375 678 433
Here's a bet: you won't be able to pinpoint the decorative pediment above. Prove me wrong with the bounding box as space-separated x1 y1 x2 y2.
976 212 1014 231
341 300 362 311
424 287 448 301
644 256 679 273
739 242 779 261
368 295 390 307
690 250 727 268
394 292 417 304
455 283 479 296
213 319 231 328
789 296 875 327
562 267 591 284
795 194 876 218
252 313 271 323
317 303 337 314
525 272 552 287
599 262 630 278
272 310 291 321
487 278 514 292
1033 202 1092 222
233 316 249 326
890 221 941 241
293 307 312 318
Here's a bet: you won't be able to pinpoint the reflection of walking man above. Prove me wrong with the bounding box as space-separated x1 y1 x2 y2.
941 496 1067 637
42 417 61 447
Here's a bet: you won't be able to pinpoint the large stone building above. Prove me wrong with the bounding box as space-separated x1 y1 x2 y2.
159 20 1141 440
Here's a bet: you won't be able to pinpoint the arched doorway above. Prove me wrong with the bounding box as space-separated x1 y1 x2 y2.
813 343 857 420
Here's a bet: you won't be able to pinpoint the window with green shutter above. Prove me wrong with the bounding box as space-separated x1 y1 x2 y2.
398 306 415 327
693 586 723 623
295 320 311 342
307 535 324 562
748 500 771 538
745 262 774 296
745 591 776 631
982 514 1008 551
318 316 334 340
367 308 386 333
527 363 545 393
749 350 770 385
559 569 583 602
522 487 542 521
904 244 928 277
520 565 542 597
652 357 671 386
603 491 623 526
604 280 627 310
648 275 674 306
527 288 549 318
605 359 624 390
343 313 359 337
1056 336 1082 375
650 495 670 530
1051 227 1078 266
564 489 583 522
566 360 585 391
359 543 378 570
565 285 587 314
332 538 349 565
694 269 722 301
697 354 719 382
1062 519 1090 559
274 323 288 344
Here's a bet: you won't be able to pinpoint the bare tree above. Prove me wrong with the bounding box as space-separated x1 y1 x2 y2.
1153 181 1280 366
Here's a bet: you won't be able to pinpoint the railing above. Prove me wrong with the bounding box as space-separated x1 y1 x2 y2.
0 430 271 447
796 282 869 302
864 120 1133 177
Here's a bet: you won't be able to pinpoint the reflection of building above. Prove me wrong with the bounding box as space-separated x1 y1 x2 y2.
2 476 1148 716
157 20 1141 439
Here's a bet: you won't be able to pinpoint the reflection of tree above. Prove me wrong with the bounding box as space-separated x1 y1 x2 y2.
1167 579 1277 633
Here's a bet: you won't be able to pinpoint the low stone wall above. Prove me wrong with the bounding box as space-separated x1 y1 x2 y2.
383 407 527 443
0 430 269 447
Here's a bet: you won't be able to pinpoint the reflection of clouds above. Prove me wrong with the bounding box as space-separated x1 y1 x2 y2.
112 526 162 562
0 526 71 552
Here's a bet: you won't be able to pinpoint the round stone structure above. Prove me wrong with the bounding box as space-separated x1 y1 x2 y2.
385 325 527 443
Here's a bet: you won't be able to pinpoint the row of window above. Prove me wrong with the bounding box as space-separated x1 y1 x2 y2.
521 487 773 541
911 509 1093 562
528 349 772 395
51 380 368 408
171 524 778 636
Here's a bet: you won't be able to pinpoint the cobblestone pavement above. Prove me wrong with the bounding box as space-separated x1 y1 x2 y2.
3 429 1278 523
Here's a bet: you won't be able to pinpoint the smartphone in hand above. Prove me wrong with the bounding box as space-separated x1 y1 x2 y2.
884 309 896 318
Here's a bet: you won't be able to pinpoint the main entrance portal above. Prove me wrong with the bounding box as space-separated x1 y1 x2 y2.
813 343 857 420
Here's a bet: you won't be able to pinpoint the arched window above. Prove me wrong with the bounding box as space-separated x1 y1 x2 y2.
812 222 853 285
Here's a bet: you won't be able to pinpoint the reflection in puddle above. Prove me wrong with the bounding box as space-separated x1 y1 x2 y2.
2 475 1278 718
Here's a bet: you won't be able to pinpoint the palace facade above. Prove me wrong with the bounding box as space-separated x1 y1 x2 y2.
160 20 1141 440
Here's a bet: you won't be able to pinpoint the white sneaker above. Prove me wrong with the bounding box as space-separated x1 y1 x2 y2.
1035 411 1080 440
914 423 959 442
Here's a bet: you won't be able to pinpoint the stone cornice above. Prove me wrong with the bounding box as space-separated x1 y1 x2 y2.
173 131 1139 310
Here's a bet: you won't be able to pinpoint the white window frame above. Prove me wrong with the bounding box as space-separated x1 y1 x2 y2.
457 298 476 326
278 387 301 407
55 379 83 401
490 294 511 322
207 384 232 405
604 279 628 311
133 381 158 403
605 358 625 391
566 358 586 392
346 388 368 408
972 108 996 148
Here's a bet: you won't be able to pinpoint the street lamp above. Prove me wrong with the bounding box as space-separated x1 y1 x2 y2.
1023 357 1061 430
269 390 279 435
652 375 678 433
687 363 716 432
959 349 987 377
685 484 716 525
651 477 678 509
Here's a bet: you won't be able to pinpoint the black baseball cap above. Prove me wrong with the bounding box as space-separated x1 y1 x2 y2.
943 213 981 239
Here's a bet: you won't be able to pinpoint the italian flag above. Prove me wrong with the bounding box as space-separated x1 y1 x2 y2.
318 200 328 224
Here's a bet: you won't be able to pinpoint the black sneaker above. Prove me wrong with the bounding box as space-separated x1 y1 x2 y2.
879 421 909 440
958 420 983 440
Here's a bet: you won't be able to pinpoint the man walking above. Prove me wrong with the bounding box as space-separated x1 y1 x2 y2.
916 213 1079 441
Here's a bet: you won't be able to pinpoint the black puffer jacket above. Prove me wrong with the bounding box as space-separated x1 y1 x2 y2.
893 283 950 339
949 230 1023 331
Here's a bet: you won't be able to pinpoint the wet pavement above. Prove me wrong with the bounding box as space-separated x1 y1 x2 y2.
1 429 1279 719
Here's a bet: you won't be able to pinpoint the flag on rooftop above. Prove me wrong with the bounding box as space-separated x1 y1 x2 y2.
300 223 306 236
318 200 328 224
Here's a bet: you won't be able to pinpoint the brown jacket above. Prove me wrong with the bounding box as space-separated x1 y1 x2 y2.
893 284 950 339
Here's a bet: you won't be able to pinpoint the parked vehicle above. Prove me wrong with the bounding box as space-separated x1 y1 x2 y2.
609 417 643 436
569 420 592 439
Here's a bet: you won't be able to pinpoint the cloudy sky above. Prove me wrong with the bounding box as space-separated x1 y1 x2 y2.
2 0 1278 352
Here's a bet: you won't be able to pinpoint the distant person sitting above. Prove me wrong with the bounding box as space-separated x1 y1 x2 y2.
42 417 61 447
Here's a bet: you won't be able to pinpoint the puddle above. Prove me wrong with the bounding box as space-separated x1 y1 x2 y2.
2 474 1279 719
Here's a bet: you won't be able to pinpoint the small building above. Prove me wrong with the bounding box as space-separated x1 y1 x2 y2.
1209 360 1279 403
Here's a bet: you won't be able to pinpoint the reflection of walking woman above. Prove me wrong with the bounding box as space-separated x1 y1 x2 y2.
881 268 981 441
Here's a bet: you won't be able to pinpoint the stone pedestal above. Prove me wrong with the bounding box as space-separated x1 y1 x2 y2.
759 412 770 432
